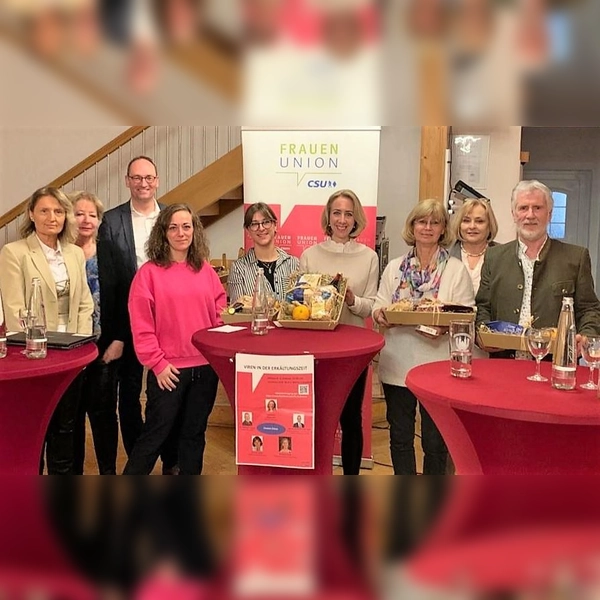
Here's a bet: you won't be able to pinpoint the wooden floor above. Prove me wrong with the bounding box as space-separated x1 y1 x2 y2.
83 366 424 475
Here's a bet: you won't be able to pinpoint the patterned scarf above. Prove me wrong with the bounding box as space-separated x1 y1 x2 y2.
392 246 450 302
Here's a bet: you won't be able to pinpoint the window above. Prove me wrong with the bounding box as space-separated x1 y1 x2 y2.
548 191 567 239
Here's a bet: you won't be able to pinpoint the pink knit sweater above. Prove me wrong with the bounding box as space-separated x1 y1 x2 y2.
129 260 226 375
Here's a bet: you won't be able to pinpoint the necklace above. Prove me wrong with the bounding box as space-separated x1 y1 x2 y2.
257 259 276 275
460 243 488 258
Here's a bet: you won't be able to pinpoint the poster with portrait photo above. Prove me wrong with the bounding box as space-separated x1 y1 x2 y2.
235 353 314 469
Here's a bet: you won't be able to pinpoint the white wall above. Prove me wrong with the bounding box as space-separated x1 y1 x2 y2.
376 126 421 259
452 126 523 243
0 126 129 214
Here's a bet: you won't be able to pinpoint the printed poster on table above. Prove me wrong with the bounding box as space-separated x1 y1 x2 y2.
236 353 315 469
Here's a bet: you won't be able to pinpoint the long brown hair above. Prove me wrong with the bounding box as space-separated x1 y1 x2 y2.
146 204 209 271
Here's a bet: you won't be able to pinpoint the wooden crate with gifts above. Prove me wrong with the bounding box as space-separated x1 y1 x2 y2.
221 294 281 324
384 298 475 326
278 272 348 331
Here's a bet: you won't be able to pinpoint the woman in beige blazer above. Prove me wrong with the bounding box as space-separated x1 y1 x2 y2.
0 187 93 474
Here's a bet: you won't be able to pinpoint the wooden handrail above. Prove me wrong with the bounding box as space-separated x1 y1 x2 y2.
159 145 243 212
0 126 149 230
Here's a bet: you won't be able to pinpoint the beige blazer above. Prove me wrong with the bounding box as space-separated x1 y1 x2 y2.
0 234 93 334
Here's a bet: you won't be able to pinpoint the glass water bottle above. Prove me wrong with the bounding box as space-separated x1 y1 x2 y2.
25 277 47 359
251 268 269 336
551 296 577 390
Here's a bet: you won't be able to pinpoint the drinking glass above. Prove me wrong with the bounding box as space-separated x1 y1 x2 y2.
449 320 474 378
580 335 600 390
526 327 552 382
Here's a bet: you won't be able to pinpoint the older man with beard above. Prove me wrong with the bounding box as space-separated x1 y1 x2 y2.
476 180 600 357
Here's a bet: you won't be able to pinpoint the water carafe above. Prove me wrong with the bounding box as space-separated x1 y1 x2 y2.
25 277 47 359
551 296 576 390
251 268 269 336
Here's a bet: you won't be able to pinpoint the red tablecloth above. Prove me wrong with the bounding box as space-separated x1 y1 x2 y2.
0 344 98 474
407 478 600 593
406 359 600 474
192 324 384 474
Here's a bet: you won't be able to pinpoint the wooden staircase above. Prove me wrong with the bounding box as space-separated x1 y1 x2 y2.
0 126 243 247
159 145 244 226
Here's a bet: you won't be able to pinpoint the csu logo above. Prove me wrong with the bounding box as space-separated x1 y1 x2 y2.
307 180 338 189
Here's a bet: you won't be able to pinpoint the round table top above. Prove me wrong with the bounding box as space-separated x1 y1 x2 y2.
192 324 384 361
0 343 98 382
406 358 600 425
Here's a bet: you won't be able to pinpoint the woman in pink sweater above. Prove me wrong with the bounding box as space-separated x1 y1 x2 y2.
124 204 226 475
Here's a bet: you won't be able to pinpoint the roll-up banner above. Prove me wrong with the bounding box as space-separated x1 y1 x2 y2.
242 127 381 469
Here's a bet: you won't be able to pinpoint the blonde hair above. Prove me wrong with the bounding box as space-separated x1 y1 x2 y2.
70 190 105 224
20 186 76 243
450 198 498 243
402 199 452 248
321 189 367 238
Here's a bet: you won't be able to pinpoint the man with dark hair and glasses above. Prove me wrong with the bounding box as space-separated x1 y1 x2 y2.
228 202 299 303
99 156 177 474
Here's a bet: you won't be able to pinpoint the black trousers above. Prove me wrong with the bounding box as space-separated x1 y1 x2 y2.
117 347 144 457
42 372 83 475
118 347 178 471
339 368 368 475
123 365 219 475
382 383 448 475
73 359 119 475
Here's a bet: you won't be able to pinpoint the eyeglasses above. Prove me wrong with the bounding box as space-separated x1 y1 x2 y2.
248 219 275 231
128 175 157 184
414 218 442 227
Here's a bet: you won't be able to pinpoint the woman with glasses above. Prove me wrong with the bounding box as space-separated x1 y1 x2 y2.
372 200 474 475
299 189 379 475
0 187 94 474
228 203 299 303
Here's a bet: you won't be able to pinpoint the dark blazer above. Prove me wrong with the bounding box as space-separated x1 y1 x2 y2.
476 239 600 335
96 238 130 354
98 200 165 349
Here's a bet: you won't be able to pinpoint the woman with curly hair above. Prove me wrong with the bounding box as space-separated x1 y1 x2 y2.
124 204 227 475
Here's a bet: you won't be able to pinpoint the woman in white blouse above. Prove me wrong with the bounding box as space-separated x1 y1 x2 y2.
0 187 93 474
449 198 499 295
373 199 474 475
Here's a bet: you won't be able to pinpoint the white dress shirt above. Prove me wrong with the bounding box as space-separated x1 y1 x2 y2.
131 200 160 269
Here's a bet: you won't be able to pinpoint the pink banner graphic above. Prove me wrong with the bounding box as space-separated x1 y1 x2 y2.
236 353 315 469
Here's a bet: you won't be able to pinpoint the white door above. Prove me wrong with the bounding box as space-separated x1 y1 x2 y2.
523 169 599 290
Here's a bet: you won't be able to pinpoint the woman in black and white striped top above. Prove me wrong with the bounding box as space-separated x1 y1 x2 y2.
228 203 299 302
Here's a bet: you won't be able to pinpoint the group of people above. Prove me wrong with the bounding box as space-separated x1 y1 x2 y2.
230 179 600 476
0 156 225 475
1 161 599 476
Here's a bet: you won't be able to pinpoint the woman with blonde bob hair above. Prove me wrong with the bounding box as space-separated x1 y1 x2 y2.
124 204 226 475
71 190 129 475
449 198 499 295
0 186 93 474
372 199 475 475
300 188 379 475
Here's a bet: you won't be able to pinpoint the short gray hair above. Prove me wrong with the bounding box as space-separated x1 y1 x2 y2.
511 180 554 212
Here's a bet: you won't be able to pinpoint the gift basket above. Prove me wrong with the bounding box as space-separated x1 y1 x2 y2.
278 272 347 331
